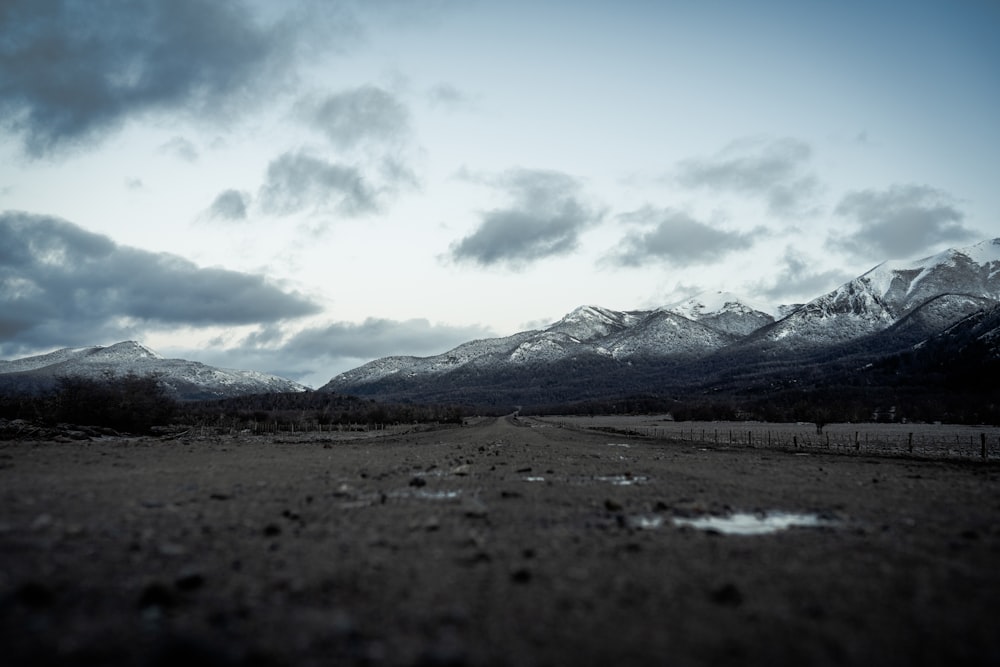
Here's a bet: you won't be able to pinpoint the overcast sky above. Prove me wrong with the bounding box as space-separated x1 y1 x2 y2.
1 0 998 386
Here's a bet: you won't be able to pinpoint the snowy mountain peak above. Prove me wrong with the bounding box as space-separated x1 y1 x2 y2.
319 237 1000 404
759 237 1000 348
545 305 642 342
85 341 164 362
861 237 1000 302
668 291 776 320
664 292 777 338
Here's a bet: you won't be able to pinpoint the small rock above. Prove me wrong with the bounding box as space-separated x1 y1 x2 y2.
710 582 743 606
409 476 427 488
510 567 532 584
413 516 440 532
138 582 176 610
175 571 205 591
15 581 54 609
604 498 623 512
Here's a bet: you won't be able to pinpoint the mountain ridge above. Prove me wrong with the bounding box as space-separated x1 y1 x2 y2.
0 341 308 400
321 238 1000 406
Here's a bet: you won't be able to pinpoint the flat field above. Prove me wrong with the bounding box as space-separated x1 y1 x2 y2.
1 416 998 666
541 415 1000 460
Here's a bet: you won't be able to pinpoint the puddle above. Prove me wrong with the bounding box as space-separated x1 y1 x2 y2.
672 511 832 535
387 489 462 501
414 490 462 500
627 515 664 530
595 474 647 486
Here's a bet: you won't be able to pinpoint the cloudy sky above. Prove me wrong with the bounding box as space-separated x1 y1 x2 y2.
2 1 998 386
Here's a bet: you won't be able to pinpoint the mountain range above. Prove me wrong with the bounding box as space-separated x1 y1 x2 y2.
321 238 1000 410
3 238 998 413
0 341 307 400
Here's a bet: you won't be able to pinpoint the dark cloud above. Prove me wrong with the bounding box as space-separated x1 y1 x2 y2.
207 189 251 221
756 247 853 302
608 207 762 267
677 137 819 217
304 85 410 149
258 152 378 217
449 169 603 268
0 1 355 157
0 211 320 356
831 184 977 259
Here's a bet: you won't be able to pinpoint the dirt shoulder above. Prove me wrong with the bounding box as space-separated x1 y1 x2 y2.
1 417 998 666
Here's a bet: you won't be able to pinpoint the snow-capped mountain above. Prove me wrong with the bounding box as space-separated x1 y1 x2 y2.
322 238 1000 405
0 341 308 400
754 238 1000 348
545 305 645 341
603 309 736 358
667 291 777 337
323 295 774 392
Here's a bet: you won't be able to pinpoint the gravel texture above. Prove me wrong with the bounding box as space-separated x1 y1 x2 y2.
1 416 998 666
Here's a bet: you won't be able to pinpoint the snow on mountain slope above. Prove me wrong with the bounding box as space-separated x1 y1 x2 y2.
544 305 644 342
324 307 734 393
0 342 307 399
0 346 96 374
758 238 1000 348
327 331 540 388
669 291 775 319
882 294 996 347
323 238 1000 395
667 291 776 337
874 239 1000 314
508 331 596 364
605 309 735 359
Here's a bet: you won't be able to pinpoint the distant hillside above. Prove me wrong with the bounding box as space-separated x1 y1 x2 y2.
0 341 307 400
321 238 1000 421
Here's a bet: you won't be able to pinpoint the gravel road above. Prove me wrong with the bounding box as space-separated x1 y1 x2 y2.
1 416 998 666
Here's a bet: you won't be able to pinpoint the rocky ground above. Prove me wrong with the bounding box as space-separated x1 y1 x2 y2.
1 416 998 666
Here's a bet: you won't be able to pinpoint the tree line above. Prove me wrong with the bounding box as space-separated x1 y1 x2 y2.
0 374 471 435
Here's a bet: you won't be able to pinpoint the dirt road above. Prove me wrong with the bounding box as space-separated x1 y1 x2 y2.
1 416 998 666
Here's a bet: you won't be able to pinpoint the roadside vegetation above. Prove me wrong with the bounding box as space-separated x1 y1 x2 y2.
2 347 996 440
0 373 176 434
0 373 470 436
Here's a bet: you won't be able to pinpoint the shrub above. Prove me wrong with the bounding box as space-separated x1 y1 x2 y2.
51 372 177 433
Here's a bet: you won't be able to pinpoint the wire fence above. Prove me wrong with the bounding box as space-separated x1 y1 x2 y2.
541 416 1000 461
